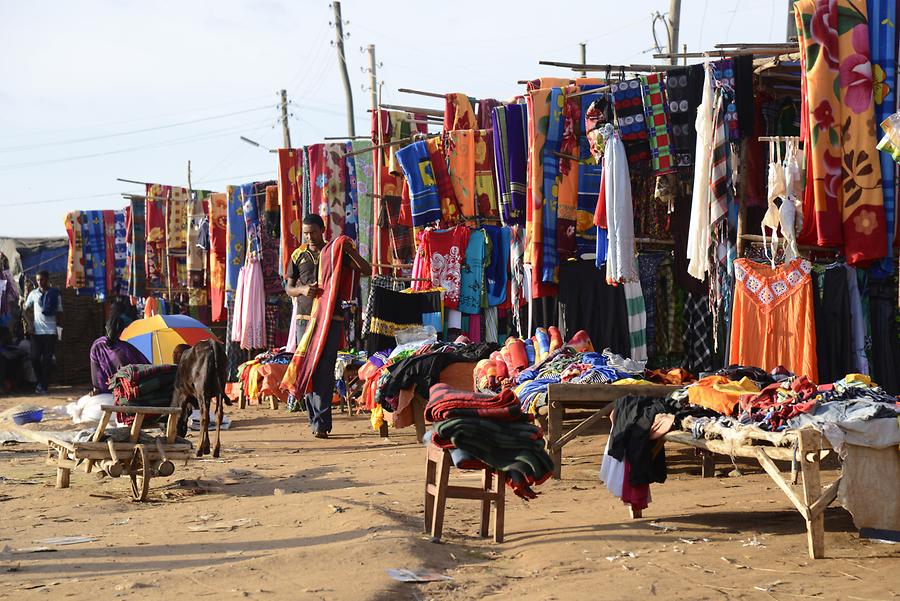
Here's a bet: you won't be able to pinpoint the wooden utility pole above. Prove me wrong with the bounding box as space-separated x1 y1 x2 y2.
368 44 378 115
280 89 291 148
579 42 587 78
667 0 682 65
786 0 797 40
333 1 356 137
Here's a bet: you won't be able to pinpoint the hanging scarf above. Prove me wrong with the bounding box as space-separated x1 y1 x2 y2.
602 124 638 283
709 89 734 346
474 128 499 219
483 225 510 306
396 140 442 227
540 88 565 284
611 78 651 164
241 183 262 258
711 59 740 140
82 210 106 300
281 236 356 397
102 210 116 299
576 89 603 257
459 229 486 314
509 224 526 336
351 139 374 303
446 130 476 218
278 148 304 277
491 103 528 227
525 88 556 298
186 191 208 298
127 200 146 298
166 187 189 290
557 88 580 261
687 63 716 281
225 185 245 300
113 209 128 297
309 143 348 239
145 185 168 291
444 93 476 131
795 0 887 265
208 192 228 322
641 73 677 176
262 184 283 295
64 211 86 290
425 136 461 225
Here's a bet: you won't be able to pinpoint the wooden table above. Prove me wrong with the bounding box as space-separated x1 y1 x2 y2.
542 383 682 478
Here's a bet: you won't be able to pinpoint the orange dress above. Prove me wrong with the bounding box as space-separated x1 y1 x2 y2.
729 258 818 382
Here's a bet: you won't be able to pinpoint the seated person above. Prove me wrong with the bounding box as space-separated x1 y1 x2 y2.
90 299 147 395
0 328 28 394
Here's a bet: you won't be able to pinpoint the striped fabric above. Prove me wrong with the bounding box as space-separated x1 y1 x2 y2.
708 88 734 348
640 73 676 176
541 88 565 284
623 280 647 362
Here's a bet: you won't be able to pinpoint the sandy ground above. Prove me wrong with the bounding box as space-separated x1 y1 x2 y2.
1 386 898 601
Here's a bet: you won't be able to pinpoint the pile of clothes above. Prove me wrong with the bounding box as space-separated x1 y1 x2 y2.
110 363 178 425
236 348 294 406
425 383 554 499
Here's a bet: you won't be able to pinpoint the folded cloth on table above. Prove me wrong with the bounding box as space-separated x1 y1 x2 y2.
431 417 554 499
425 383 522 422
109 363 178 425
423 430 486 470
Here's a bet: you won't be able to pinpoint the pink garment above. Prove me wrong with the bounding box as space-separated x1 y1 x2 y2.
284 297 300 353
411 226 469 310
466 314 481 343
231 268 246 342
621 460 651 511
238 258 266 350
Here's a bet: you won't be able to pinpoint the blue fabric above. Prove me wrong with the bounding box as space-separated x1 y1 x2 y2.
395 140 442 227
483 225 509 306
83 209 106 299
459 229 486 314
343 141 359 241
869 0 896 275
542 88 565 283
226 185 246 298
595 227 609 267
38 288 60 316
578 87 603 256
241 183 261 257
113 209 128 296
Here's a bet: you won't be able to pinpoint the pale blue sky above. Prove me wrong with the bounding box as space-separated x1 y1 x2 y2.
0 0 788 237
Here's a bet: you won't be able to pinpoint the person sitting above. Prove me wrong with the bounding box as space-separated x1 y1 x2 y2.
89 298 147 395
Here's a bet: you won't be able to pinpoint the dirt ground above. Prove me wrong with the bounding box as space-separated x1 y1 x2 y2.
1 386 898 601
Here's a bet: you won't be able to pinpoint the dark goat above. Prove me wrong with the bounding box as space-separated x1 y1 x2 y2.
174 339 229 457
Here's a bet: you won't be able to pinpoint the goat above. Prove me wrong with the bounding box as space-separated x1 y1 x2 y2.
173 339 229 457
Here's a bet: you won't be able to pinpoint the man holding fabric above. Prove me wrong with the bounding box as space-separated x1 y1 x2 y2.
284 215 371 439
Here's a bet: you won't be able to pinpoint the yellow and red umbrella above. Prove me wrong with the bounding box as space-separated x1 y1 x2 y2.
120 314 217 365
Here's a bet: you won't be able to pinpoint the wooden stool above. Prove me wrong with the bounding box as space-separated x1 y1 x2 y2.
424 443 506 543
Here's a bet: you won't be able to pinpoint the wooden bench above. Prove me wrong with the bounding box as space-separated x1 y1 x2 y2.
424 443 506 543
542 383 682 478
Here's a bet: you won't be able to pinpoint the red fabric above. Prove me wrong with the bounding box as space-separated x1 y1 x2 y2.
102 210 116 297
425 383 522 422
621 460 650 511
594 169 608 228
278 149 304 276
208 193 228 322
425 137 461 225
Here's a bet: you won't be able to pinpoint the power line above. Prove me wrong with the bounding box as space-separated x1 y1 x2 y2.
0 105 275 153
0 192 123 208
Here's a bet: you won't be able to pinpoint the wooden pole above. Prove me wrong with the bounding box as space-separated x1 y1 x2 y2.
668 0 682 66
332 1 356 137
280 89 292 148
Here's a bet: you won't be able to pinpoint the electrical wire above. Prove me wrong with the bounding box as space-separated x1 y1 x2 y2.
0 192 123 208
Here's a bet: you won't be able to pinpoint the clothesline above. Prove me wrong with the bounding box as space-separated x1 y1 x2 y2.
538 60 679 73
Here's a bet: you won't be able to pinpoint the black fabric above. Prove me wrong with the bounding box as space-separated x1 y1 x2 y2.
558 260 630 356
30 334 56 390
715 364 792 388
869 278 900 395
670 173 708 296
608 395 677 486
528 296 558 331
665 63 705 167
812 265 853 384
289 248 318 317
379 342 498 404
733 54 755 139
365 287 441 356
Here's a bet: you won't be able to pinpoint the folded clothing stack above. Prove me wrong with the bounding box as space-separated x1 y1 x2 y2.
110 364 178 425
425 383 555 499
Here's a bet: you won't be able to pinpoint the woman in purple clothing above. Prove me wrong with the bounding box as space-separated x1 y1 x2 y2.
89 299 147 394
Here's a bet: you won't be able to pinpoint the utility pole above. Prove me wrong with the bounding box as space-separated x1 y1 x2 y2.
332 1 356 137
279 89 291 148
367 44 378 115
579 42 587 78
667 0 682 65
786 0 797 40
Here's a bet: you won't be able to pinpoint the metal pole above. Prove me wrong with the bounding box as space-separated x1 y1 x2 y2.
579 42 587 78
368 44 377 117
333 1 356 137
668 0 682 66
785 0 797 40
280 89 291 148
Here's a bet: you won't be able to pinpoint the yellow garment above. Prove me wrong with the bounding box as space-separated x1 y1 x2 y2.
843 373 873 387
371 405 384 432
688 376 760 416
613 378 655 386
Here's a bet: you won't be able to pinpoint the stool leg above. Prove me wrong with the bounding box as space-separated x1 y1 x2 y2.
424 453 436 533
480 470 493 538
430 451 451 542
494 471 506 543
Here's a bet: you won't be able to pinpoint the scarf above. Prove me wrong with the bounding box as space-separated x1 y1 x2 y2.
459 228 486 314
308 142 348 239
444 93 476 131
65 211 86 290
483 225 510 307
508 224 526 336
425 136 461 225
281 236 356 397
687 63 716 281
208 192 228 322
102 210 116 299
186 191 207 298
127 200 146 297
557 87 580 261
241 183 262 257
602 124 637 283
262 185 283 295
526 88 557 298
474 128 499 219
446 130 476 218
577 88 603 257
225 185 246 299
351 139 374 259
665 64 705 166
641 73 677 176
395 140 442 227
145 185 167 291
278 148 305 277
611 78 651 164
83 209 106 300
711 59 740 140
111 209 128 297
491 103 528 227
165 186 189 290
795 0 887 265
540 88 565 284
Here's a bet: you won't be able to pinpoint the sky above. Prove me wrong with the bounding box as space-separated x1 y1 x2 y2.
0 0 789 238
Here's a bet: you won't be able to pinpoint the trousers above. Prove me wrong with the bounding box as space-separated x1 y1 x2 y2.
31 334 56 390
306 320 343 433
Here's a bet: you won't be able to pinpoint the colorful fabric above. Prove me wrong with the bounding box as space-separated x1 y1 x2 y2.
186 192 207 293
165 187 189 290
623 280 647 361
540 88 565 284
640 73 676 176
144 185 167 291
232 257 265 350
709 88 734 342
683 291 714 375
278 148 304 277
102 210 116 299
396 140 442 227
261 185 282 295
666 64 705 166
424 137 461 225
225 185 245 298
474 128 499 219
241 183 262 257
556 89 580 261
446 130 476 218
208 192 228 322
281 236 356 397
351 140 374 260
425 383 523 422
526 88 556 298
577 89 603 256
112 209 128 297
509 224 525 335
83 210 106 300
795 0 888 265
64 211 86 290
127 201 145 297
459 228 486 314
611 78 651 164
411 225 470 310
444 93 476 131
491 104 528 227
711 59 740 140
483 225 510 306
309 143 348 239
343 142 359 242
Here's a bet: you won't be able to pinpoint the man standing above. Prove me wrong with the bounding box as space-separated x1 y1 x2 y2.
24 271 62 395
284 215 370 438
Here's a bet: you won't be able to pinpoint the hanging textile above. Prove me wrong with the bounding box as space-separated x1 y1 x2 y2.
640 73 676 176
446 130 476 218
208 192 228 322
277 148 304 277
459 229 486 314
509 224 526 336
343 142 358 242
64 211 86 290
444 93 476 131
665 64 705 167
601 124 638 283
611 78 651 164
102 210 115 299
683 291 714 375
232 257 265 351
868 0 897 271
83 210 106 300
686 63 715 282
127 200 146 298
225 185 246 300
411 225 470 310
351 140 374 258
491 103 528 227
308 143 348 239
366 286 442 356
711 59 740 140
541 88 565 284
396 140 442 227
476 98 500 129
474 128 499 219
112 209 128 297
577 88 603 256
483 225 510 307
525 88 556 298
708 88 736 344
241 183 262 257
623 280 648 362
187 191 208 310
795 0 888 265
557 89 580 261
165 186 189 291
145 185 168 291
730 258 818 381
261 185 283 295
425 137 461 224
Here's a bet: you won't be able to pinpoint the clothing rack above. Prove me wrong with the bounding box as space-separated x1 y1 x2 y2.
345 133 437 158
537 60 679 73
397 88 450 100
324 136 370 141
376 103 444 118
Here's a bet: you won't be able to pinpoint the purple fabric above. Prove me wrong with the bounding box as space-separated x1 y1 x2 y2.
90 337 149 393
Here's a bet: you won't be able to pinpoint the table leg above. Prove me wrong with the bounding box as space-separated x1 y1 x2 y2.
548 402 563 479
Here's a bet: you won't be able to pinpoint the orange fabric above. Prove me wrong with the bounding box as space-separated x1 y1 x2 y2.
688 375 760 415
728 258 818 381
446 130 476 217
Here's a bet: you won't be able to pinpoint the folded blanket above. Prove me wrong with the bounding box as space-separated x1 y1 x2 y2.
425 383 522 422
110 363 178 425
